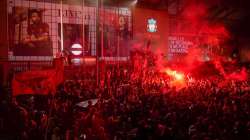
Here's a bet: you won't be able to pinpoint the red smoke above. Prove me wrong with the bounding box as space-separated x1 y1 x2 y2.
213 59 226 77
171 0 233 78
226 67 248 81
131 0 248 84
182 1 207 22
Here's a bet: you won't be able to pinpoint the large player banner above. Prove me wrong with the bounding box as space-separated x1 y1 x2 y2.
10 7 53 56
8 0 97 60
99 8 132 57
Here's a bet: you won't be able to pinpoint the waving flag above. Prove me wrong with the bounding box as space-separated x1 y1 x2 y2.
12 58 64 96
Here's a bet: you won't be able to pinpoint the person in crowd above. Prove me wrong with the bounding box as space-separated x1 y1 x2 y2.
1 54 250 140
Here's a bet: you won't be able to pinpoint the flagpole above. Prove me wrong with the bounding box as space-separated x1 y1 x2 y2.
117 0 120 68
82 0 85 81
60 0 64 52
101 0 104 58
82 0 85 56
96 0 100 86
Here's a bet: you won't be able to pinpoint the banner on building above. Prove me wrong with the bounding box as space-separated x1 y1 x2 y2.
100 8 132 57
133 8 169 55
8 0 96 60
10 7 53 56
168 36 194 60
168 36 193 53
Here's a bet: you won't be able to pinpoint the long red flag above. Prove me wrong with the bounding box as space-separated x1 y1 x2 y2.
12 58 64 96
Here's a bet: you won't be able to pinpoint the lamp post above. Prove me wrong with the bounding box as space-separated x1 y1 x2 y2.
60 0 64 53
96 0 100 86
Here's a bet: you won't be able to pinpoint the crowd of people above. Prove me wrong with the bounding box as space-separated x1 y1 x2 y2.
1 60 250 140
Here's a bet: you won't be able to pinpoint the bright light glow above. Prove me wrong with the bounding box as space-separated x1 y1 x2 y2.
162 68 187 90
131 0 138 5
71 43 82 49
71 51 82 55
71 43 82 55
175 73 184 80
165 69 184 80
84 58 96 63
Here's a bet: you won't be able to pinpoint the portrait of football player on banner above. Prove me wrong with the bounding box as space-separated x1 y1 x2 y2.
12 8 52 56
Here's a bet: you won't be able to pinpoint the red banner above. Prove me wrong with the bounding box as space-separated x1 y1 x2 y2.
12 58 64 96
133 8 169 53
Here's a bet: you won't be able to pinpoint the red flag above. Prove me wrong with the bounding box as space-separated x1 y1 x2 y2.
12 58 64 96
12 70 54 96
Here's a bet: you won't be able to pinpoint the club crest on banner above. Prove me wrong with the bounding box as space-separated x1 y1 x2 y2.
147 18 157 33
